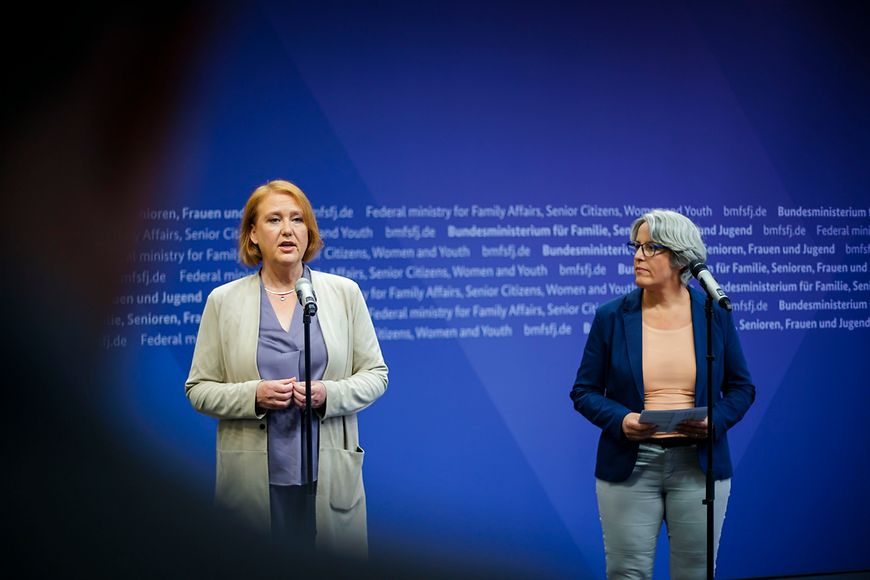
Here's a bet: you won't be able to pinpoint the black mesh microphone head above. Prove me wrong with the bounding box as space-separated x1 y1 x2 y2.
689 260 707 277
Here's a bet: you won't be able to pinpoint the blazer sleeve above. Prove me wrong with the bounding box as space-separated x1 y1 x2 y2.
711 309 756 439
570 308 632 442
320 283 388 419
185 291 262 420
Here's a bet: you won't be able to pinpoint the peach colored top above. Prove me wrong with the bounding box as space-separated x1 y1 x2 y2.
642 321 696 436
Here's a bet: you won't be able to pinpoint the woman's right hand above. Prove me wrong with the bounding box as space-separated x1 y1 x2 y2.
622 412 658 441
256 378 295 410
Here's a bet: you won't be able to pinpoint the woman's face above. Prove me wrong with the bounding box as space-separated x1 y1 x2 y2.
249 192 309 272
633 222 680 290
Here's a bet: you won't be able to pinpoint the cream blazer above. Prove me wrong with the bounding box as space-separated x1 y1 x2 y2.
185 270 388 557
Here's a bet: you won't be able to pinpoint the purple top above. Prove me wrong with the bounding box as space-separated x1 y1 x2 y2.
257 267 328 486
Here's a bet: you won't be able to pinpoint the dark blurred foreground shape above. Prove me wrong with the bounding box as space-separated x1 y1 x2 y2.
0 5 530 578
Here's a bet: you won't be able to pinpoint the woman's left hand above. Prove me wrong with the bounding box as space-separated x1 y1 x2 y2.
676 417 709 439
291 380 327 409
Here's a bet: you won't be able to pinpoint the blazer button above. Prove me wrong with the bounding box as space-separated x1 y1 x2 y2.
259 423 266 430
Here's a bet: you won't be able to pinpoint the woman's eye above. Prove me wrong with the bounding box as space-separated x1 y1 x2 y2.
292 217 304 223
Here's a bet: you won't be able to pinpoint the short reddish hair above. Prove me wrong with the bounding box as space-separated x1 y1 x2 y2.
238 180 323 267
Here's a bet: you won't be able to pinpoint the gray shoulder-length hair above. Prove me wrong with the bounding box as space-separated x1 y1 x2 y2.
630 209 706 285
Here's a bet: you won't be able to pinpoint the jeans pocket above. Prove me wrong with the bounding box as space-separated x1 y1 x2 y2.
634 443 663 470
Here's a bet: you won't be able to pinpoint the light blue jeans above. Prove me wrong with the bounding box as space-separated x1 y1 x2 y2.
595 443 731 580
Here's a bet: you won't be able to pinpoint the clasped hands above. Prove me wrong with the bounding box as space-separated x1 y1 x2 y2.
622 412 708 441
257 377 327 411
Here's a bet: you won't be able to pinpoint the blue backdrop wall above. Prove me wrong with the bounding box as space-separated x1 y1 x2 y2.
100 2 869 578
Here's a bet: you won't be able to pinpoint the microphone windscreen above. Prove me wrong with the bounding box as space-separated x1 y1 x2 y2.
295 278 316 305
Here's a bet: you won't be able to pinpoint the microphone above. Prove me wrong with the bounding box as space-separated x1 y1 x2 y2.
295 278 317 314
689 260 732 311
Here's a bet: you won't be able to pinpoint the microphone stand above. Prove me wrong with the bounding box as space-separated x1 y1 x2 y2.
690 260 729 579
302 301 316 497
296 274 318 548
702 294 715 580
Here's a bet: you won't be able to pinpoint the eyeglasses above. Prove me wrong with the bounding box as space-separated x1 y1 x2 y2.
626 241 670 257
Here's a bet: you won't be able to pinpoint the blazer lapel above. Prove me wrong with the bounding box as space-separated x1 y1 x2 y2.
622 290 645 401
309 269 342 381
690 288 709 407
235 274 262 382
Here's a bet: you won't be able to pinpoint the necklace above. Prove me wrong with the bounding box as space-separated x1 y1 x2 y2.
264 286 294 301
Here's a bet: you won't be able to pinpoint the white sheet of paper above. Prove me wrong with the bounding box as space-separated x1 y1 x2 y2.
638 407 707 432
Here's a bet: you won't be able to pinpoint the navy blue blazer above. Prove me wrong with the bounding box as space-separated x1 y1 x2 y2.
571 286 755 482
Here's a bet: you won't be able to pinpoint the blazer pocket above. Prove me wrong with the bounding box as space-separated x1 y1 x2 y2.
320 445 365 512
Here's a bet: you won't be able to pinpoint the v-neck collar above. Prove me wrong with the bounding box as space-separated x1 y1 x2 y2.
259 265 311 335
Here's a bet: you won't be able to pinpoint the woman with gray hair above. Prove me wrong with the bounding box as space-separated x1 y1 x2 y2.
570 209 755 579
